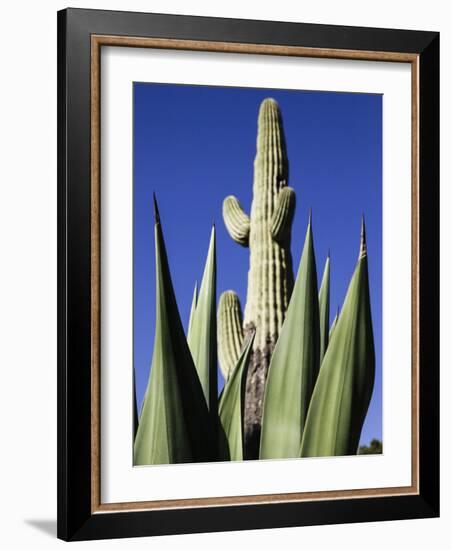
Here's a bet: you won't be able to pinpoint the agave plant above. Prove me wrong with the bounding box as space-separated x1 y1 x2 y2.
260 217 375 459
300 221 375 457
133 198 215 465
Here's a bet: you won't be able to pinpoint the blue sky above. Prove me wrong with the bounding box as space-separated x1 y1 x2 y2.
133 82 382 447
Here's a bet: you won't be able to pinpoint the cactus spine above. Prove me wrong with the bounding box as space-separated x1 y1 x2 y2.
220 98 296 458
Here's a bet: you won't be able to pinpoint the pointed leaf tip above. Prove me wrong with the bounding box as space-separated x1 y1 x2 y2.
153 193 160 224
359 216 367 259
187 226 218 416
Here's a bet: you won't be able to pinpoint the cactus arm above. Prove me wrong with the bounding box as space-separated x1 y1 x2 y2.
223 196 250 246
218 291 244 380
270 187 296 243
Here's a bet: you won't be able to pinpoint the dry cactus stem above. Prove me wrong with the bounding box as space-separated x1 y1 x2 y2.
219 98 296 458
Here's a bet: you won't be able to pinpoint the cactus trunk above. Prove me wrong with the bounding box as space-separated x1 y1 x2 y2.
221 98 296 458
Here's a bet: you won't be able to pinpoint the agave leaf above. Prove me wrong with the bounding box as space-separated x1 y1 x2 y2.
259 216 320 459
329 307 340 340
187 281 198 342
187 227 218 419
300 220 375 457
134 197 214 465
219 333 255 461
319 254 330 364
218 387 225 409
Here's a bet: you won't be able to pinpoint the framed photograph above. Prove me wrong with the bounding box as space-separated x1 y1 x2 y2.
57 8 439 541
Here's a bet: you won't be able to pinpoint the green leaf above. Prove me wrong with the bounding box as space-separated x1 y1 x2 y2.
219 333 255 461
133 197 214 465
329 307 339 341
300 220 375 457
259 217 320 459
187 281 198 342
187 227 218 420
319 254 330 365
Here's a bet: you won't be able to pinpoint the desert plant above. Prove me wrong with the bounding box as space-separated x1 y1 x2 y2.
220 98 296 458
133 198 215 465
300 221 375 457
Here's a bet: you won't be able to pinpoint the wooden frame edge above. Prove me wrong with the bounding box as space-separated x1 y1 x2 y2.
91 34 418 62
91 34 101 513
411 55 420 496
90 34 420 515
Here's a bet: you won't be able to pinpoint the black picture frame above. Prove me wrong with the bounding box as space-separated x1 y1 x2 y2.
57 7 439 542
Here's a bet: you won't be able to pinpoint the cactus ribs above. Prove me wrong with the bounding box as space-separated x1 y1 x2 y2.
219 98 296 459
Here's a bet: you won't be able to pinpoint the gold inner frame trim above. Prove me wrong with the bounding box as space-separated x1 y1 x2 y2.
90 34 420 514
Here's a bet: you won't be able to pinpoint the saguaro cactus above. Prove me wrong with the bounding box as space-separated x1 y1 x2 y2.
220 98 296 458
